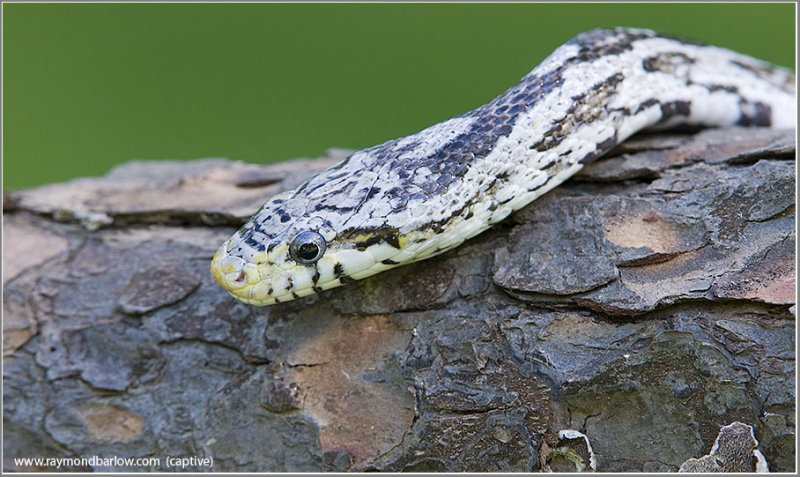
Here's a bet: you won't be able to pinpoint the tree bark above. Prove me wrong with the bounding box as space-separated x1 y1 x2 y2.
3 128 795 472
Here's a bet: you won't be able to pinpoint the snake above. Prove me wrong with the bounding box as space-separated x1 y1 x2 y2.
210 28 796 306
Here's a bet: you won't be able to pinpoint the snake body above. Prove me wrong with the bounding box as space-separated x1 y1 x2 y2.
211 28 795 306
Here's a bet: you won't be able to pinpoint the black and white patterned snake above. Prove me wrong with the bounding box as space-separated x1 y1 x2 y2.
211 28 796 306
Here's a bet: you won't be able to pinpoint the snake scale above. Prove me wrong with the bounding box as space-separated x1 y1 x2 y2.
211 28 796 306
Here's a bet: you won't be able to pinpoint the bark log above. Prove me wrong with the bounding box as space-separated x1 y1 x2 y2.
3 128 795 472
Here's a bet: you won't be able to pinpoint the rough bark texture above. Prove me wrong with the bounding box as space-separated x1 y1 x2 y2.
3 128 795 472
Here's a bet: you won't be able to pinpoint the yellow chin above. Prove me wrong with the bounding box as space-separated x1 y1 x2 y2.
210 245 234 291
211 244 334 306
210 234 429 306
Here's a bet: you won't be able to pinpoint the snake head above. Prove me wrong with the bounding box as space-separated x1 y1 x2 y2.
210 216 406 306
211 228 334 307
210 160 415 305
212 199 332 306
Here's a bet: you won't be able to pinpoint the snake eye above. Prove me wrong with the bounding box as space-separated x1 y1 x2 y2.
289 231 327 264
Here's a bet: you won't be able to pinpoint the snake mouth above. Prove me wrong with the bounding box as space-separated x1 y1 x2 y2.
210 244 331 306
211 245 278 306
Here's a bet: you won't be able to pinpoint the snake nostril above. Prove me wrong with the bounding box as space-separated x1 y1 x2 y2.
234 271 247 283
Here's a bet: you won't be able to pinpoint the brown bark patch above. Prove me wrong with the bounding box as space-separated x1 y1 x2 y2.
80 404 144 442
287 315 413 466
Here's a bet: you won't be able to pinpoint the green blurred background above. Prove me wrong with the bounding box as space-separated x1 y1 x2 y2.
3 3 796 190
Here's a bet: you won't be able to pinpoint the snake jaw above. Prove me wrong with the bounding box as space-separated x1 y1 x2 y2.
211 238 339 306
211 246 236 283
211 246 280 306
211 245 248 290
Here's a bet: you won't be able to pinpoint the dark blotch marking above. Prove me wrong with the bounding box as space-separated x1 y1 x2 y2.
312 268 320 284
660 101 691 120
529 72 624 153
540 159 557 170
528 175 551 192
572 28 653 63
244 235 262 248
252 220 268 235
634 98 660 113
353 226 402 250
339 275 356 284
498 196 514 205
334 262 344 277
708 84 739 94
642 52 695 73
382 259 398 265
314 202 357 213
580 134 619 165
737 101 772 127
